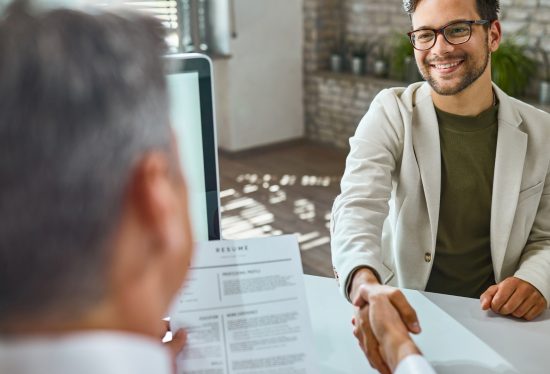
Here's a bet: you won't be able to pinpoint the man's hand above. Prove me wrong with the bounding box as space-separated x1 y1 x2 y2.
349 268 421 373
352 307 391 374
367 290 422 372
480 277 548 320
160 320 187 361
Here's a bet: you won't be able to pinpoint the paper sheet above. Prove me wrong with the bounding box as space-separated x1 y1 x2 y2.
170 235 316 374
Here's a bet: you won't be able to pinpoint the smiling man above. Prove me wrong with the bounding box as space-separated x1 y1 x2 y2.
331 0 550 372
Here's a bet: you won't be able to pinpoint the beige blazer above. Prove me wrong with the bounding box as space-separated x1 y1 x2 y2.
331 82 550 306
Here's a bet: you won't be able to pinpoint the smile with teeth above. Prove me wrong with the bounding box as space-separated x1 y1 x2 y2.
430 60 463 70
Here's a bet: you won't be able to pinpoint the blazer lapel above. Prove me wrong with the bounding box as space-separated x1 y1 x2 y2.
412 83 441 251
490 85 527 280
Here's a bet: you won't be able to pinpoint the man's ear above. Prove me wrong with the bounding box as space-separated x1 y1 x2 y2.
129 151 179 252
489 20 502 53
105 151 179 324
104 150 192 335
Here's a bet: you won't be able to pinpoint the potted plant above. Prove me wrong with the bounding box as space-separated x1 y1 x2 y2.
491 38 536 97
349 41 369 75
329 42 346 73
389 33 421 83
372 41 390 78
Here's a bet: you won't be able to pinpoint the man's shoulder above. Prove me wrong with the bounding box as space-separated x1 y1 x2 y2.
0 332 172 374
507 96 550 123
356 83 429 140
372 82 427 111
495 85 550 127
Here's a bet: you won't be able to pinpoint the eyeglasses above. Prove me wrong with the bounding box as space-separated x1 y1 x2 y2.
407 20 490 51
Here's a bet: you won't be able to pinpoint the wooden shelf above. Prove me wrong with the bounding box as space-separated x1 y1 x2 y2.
311 70 550 113
312 70 405 86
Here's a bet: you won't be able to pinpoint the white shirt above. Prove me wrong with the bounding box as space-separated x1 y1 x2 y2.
395 354 437 374
0 331 172 374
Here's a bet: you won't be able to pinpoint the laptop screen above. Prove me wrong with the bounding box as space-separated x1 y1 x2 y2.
166 54 221 241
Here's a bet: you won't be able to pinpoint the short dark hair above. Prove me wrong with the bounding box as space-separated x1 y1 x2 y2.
0 1 170 323
403 0 500 21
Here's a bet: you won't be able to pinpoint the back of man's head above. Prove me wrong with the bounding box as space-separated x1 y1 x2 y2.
0 0 170 324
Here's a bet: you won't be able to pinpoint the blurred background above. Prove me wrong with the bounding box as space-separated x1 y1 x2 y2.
20 0 550 277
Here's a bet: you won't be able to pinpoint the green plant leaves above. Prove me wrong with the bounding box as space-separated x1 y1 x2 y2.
390 33 415 81
491 38 536 97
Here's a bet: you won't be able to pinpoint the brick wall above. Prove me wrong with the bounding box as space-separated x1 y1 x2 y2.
344 0 409 46
343 0 550 53
303 0 341 74
303 0 550 149
305 72 402 149
500 0 550 52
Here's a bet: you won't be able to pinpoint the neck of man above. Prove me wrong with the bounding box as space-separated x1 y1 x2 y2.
0 298 158 339
430 68 495 116
0 303 120 336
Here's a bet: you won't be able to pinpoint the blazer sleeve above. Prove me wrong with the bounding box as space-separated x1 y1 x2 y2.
330 89 405 299
514 161 550 308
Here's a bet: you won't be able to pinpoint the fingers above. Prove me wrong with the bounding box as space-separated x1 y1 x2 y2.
352 284 370 308
364 326 391 374
388 291 421 334
512 292 540 319
524 302 545 321
352 285 422 373
499 285 531 315
522 293 547 321
482 277 547 321
157 319 171 340
354 285 421 334
162 320 171 334
353 307 391 374
480 285 498 310
352 322 365 351
490 279 517 312
165 329 187 358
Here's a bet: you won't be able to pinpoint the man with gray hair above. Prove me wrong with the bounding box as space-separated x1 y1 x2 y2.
0 1 191 372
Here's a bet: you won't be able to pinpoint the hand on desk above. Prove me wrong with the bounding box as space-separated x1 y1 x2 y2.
480 276 547 321
350 268 422 373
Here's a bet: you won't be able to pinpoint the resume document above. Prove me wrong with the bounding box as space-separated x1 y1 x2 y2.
170 235 316 374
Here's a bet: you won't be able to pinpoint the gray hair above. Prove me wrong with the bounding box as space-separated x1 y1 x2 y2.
0 0 170 322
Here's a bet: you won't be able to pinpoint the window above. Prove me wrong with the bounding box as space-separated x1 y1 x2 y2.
101 1 181 52
97 0 231 55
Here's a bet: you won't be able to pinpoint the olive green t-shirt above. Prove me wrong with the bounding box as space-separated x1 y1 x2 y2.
425 104 499 298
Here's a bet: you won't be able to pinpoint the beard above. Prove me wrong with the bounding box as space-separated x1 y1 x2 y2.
419 44 490 96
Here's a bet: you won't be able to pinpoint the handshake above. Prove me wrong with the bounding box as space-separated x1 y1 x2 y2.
349 268 546 374
350 277 425 374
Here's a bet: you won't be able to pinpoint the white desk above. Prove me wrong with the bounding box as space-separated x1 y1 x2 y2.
304 275 550 374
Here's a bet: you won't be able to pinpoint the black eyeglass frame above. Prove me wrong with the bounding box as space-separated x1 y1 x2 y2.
407 19 490 51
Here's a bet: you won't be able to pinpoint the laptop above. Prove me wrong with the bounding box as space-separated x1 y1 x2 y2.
165 53 221 241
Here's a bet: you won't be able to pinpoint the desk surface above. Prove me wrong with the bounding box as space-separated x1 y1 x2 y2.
304 275 550 374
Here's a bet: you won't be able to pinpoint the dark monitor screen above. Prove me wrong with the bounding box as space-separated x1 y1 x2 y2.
165 54 221 241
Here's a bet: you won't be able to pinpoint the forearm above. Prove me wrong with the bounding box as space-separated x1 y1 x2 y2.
331 94 402 301
515 168 550 308
515 242 550 308
385 339 422 373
